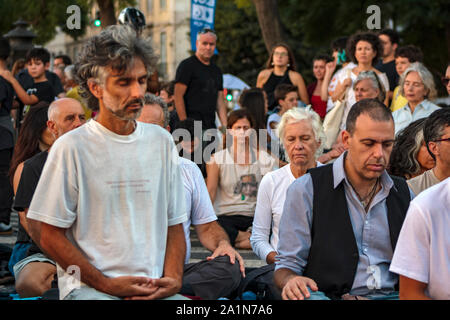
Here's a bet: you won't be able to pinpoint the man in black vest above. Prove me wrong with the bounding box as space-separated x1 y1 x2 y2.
274 98 412 300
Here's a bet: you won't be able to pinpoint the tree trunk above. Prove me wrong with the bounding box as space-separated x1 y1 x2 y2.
96 0 117 27
251 0 287 53
446 22 450 64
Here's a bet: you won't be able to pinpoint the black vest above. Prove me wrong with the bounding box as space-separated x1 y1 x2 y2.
304 164 411 300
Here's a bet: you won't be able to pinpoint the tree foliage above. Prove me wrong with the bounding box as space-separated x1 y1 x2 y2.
0 0 90 44
0 0 136 45
216 0 449 94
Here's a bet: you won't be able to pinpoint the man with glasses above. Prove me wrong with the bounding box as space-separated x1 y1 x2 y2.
390 109 450 299
407 108 450 195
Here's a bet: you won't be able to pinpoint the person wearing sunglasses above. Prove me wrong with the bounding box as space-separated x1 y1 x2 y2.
390 111 450 300
407 108 450 196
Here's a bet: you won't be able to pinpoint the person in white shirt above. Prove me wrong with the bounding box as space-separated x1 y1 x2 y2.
26 25 188 300
407 108 450 196
390 177 450 300
138 93 245 299
251 107 325 264
392 62 440 135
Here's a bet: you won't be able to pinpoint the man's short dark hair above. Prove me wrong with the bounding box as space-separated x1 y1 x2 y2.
25 47 50 64
346 98 393 134
379 29 400 45
394 45 423 63
274 83 297 104
0 37 10 61
424 108 450 161
55 54 72 66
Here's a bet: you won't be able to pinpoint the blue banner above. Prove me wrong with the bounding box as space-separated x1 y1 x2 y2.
190 0 217 52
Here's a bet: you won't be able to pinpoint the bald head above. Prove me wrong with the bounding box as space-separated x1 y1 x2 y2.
47 98 86 138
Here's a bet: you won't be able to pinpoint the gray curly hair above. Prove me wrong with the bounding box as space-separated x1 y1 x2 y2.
74 25 158 111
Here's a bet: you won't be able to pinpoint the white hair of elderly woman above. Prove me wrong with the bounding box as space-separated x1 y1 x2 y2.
276 106 326 160
399 62 437 101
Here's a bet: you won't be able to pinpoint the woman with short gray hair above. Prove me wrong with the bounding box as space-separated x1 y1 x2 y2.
392 62 440 135
251 107 324 264
352 70 386 103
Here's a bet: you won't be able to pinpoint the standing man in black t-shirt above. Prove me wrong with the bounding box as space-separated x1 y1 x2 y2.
174 28 227 132
12 98 85 298
174 28 227 166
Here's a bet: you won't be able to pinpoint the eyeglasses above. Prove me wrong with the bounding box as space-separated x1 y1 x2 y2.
198 28 216 35
273 52 289 57
442 77 450 86
434 137 450 143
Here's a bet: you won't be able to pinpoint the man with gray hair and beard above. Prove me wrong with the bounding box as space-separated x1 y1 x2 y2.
25 25 188 300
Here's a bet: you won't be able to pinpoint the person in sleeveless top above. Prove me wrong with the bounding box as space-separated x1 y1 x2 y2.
256 43 309 111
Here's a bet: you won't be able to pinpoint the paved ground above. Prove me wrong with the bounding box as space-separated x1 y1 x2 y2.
0 210 266 297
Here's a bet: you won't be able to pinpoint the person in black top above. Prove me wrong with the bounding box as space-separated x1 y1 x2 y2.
256 43 309 111
375 29 399 100
0 37 15 234
174 28 227 131
12 98 85 298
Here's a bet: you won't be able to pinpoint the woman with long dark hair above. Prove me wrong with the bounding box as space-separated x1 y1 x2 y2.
256 43 309 111
388 118 435 179
7 102 53 274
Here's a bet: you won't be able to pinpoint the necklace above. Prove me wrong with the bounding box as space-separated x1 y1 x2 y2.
348 178 379 212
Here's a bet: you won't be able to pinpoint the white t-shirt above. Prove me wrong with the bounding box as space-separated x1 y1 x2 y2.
250 162 322 262
326 62 357 112
179 156 217 264
27 120 188 299
211 148 277 217
390 177 450 300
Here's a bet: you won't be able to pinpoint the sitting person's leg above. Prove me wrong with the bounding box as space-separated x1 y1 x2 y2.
14 254 56 297
181 255 242 299
64 286 121 300
217 215 253 249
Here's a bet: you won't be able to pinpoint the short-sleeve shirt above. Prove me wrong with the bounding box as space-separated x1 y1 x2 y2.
211 148 277 217
23 81 56 105
407 169 440 196
375 59 398 91
179 157 217 263
16 69 64 96
175 55 223 130
27 120 188 299
13 151 48 255
390 177 450 300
